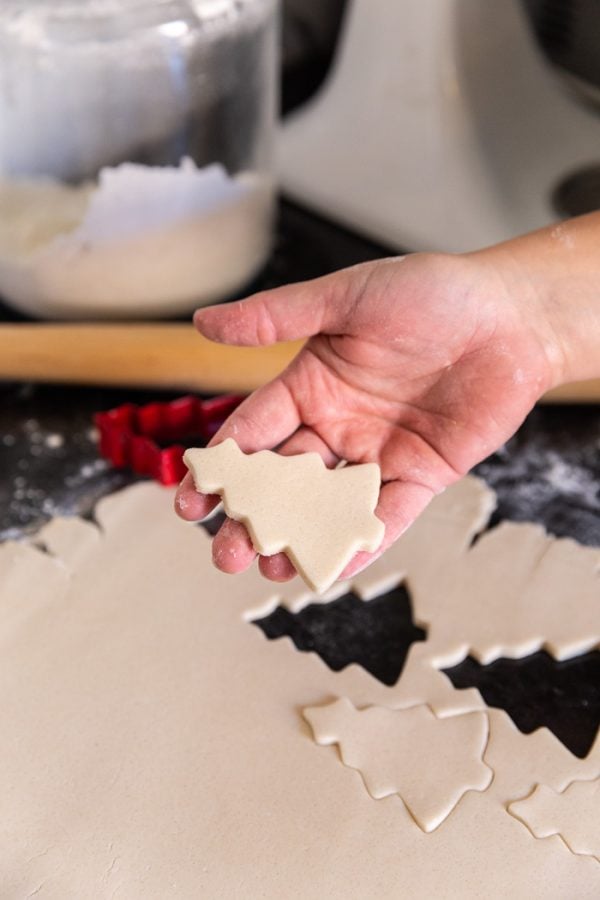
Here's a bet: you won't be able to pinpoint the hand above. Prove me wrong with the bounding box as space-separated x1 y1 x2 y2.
176 250 559 584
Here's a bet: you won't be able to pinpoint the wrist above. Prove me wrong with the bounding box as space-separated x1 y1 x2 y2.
463 243 565 394
467 214 600 389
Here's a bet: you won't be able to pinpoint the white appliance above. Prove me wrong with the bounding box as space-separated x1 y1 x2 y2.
278 0 600 252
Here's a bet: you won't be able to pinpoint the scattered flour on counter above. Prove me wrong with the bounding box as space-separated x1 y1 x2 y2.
543 452 599 496
45 434 64 450
80 460 108 480
476 432 600 547
0 160 274 319
1 419 117 542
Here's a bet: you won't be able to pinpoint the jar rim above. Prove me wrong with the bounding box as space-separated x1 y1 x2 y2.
1 0 271 26
0 0 274 46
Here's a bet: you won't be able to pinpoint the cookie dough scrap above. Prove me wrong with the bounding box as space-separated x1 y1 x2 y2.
360 516 600 669
303 698 492 832
184 439 385 594
508 779 600 863
426 524 600 664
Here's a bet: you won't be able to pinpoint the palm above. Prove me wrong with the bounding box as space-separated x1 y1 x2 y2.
177 254 552 582
292 326 537 487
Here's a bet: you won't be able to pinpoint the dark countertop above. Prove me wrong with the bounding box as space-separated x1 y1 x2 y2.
1 198 598 761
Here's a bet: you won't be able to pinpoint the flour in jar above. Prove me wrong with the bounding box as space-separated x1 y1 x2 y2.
0 160 274 319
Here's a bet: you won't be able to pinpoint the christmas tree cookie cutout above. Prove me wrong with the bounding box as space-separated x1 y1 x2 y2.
184 439 385 594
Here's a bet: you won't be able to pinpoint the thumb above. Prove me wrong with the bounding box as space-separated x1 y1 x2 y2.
193 266 370 347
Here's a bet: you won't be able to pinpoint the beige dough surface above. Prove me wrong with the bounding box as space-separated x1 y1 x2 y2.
303 699 492 832
509 779 600 862
0 477 598 898
184 438 385 593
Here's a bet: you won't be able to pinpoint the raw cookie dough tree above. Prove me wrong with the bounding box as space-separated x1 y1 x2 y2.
184 439 384 594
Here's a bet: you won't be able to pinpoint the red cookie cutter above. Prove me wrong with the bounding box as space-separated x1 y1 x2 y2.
95 394 243 485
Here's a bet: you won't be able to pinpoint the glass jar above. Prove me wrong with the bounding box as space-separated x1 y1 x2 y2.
0 0 278 318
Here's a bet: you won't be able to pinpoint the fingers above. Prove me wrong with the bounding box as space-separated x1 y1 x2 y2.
259 553 296 582
175 472 221 522
194 266 369 347
212 521 296 581
339 480 434 580
208 377 301 453
212 518 257 575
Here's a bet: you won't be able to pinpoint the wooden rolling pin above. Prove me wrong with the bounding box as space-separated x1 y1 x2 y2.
0 324 303 394
0 323 598 403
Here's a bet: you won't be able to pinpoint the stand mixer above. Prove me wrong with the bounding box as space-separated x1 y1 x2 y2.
278 0 600 252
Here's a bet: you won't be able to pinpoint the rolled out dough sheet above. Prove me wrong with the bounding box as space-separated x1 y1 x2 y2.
0 477 598 898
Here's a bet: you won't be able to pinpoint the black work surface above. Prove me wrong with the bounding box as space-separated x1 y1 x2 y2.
1 199 599 760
